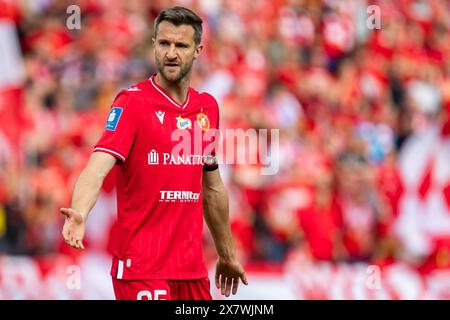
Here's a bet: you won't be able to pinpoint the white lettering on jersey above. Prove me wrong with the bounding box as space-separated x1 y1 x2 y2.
127 87 141 91
159 190 200 202
152 151 207 166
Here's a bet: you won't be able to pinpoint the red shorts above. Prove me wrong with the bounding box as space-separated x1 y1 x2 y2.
112 277 212 300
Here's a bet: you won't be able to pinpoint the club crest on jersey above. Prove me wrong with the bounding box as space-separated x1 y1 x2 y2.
176 116 192 129
105 107 123 131
196 112 210 132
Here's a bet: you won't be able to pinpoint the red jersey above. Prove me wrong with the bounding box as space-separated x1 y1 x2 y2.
94 75 220 280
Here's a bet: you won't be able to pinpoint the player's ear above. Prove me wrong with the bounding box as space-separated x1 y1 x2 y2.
152 37 156 48
194 44 203 60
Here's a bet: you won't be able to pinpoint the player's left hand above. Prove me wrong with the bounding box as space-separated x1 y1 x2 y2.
215 257 248 297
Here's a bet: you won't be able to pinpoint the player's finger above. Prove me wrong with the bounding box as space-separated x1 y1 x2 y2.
232 277 239 295
76 239 84 250
60 208 73 219
65 233 71 244
69 236 77 248
240 272 248 285
220 275 226 295
215 271 220 289
225 277 232 297
63 235 70 246
74 236 82 249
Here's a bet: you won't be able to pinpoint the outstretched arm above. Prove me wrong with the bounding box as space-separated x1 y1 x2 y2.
202 169 248 297
61 152 116 249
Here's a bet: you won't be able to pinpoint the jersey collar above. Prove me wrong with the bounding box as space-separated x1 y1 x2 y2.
149 75 190 109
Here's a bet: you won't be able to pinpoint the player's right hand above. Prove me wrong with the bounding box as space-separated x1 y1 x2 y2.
215 257 248 297
60 208 86 250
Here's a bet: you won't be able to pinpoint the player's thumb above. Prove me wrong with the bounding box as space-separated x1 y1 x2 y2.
60 208 73 218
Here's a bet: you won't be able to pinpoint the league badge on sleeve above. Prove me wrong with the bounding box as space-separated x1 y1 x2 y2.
196 112 210 132
105 107 123 131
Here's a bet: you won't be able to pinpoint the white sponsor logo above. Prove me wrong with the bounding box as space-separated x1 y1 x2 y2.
163 153 209 165
159 190 200 202
148 149 159 164
155 111 165 124
127 87 141 91
147 150 215 166
155 111 166 124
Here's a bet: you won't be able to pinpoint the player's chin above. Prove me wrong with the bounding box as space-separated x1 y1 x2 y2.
162 68 183 82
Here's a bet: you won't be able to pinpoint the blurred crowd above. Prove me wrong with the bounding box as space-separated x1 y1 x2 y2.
1 0 450 275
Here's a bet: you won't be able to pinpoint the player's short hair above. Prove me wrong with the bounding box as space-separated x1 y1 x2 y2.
154 6 203 45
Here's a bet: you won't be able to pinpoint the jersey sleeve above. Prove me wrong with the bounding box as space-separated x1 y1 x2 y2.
93 92 137 162
203 96 220 172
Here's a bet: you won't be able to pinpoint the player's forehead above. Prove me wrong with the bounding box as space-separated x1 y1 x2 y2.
155 21 196 44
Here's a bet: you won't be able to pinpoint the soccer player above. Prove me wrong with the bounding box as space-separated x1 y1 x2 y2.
60 6 247 300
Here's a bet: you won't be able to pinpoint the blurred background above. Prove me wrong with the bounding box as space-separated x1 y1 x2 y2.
1 0 450 299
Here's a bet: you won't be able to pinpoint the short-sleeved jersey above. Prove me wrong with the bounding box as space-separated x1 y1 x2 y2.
94 75 220 280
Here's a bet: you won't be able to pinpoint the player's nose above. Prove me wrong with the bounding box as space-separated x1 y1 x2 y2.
166 44 177 59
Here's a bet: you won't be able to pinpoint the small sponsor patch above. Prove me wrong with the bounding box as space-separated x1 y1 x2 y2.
105 107 123 131
176 116 192 129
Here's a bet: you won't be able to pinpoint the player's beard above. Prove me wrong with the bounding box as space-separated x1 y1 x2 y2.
156 57 194 84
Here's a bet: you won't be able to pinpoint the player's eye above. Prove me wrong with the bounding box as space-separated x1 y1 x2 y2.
176 43 189 48
159 40 169 46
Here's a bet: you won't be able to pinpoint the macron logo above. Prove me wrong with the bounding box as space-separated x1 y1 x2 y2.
155 111 165 124
127 87 140 91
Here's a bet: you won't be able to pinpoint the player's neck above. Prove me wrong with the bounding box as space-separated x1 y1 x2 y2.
155 73 190 105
